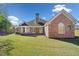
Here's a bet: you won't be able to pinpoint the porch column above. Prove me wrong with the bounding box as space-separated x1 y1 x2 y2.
21 27 23 33
25 26 27 33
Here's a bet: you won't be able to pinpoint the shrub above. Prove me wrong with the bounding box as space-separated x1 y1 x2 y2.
0 39 14 55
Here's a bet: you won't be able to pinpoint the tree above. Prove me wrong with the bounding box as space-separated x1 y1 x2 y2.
0 4 12 34
0 4 14 56
0 16 12 33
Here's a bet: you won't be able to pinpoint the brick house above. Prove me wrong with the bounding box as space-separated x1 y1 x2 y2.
15 9 77 38
44 9 76 38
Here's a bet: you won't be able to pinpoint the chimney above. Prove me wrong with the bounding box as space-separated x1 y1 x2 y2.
35 13 40 21
34 13 40 25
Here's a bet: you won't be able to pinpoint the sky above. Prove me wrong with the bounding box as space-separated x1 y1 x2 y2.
2 3 79 25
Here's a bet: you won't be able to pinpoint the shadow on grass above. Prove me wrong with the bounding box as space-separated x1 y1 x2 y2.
16 33 79 46
16 33 44 37
51 36 79 46
0 32 13 36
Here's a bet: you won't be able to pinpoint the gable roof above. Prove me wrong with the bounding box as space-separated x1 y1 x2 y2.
20 19 46 26
28 18 46 26
28 13 47 26
45 9 77 26
19 22 30 26
19 13 47 26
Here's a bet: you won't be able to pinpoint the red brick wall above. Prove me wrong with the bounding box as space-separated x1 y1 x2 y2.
47 13 75 38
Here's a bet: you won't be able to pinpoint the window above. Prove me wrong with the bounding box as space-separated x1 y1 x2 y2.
68 25 72 30
58 22 65 34
23 27 25 33
32 27 35 33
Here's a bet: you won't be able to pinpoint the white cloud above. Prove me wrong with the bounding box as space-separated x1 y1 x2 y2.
52 14 55 16
8 16 19 25
43 17 46 19
52 4 72 13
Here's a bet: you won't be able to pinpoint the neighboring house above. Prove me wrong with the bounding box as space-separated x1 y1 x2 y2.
44 9 77 38
15 13 46 35
75 23 79 29
15 9 77 38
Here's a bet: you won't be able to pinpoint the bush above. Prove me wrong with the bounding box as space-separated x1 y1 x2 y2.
0 39 14 55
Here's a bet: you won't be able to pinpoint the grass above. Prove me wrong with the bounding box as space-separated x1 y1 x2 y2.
0 30 79 56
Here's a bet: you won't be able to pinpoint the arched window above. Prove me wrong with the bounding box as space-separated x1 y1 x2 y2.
58 22 65 34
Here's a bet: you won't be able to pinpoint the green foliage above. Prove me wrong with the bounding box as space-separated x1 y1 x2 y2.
0 39 14 55
0 16 12 33
0 4 12 33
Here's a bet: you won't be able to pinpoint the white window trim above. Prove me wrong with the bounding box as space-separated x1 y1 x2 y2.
58 22 65 34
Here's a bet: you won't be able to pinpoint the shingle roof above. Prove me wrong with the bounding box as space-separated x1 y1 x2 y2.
28 18 46 26
19 22 30 26
44 9 77 26
20 13 47 26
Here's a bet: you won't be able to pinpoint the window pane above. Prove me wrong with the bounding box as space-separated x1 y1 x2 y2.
23 27 25 33
58 23 65 34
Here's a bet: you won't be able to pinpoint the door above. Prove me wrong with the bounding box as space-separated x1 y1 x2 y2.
35 27 39 33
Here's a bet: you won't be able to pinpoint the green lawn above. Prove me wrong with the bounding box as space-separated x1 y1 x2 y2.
0 30 79 56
